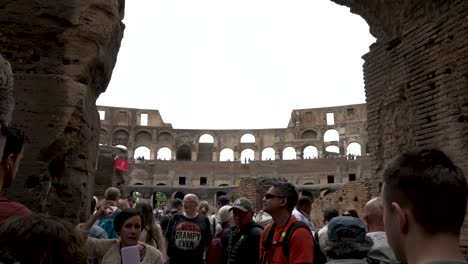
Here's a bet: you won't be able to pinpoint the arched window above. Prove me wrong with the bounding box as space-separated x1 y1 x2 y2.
199 134 214 143
324 129 339 142
134 146 150 160
113 130 129 146
135 131 152 146
157 132 173 144
282 147 296 160
303 146 318 159
346 142 362 157
301 130 317 140
176 145 192 160
325 145 340 153
157 147 172 160
240 149 255 164
220 148 234 161
262 147 275 160
240 133 255 143
173 192 184 200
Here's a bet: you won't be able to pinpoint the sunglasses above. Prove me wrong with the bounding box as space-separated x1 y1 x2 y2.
264 193 285 200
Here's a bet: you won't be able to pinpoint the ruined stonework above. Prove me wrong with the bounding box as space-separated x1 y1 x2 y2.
310 181 369 229
0 0 125 223
331 0 468 252
94 145 127 197
96 104 370 199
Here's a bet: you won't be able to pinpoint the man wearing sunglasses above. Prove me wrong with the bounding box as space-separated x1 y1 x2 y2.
260 181 314 264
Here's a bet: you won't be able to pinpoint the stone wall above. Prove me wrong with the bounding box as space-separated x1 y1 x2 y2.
98 104 368 161
311 181 369 229
0 0 125 223
331 0 468 252
94 145 127 197
127 156 370 187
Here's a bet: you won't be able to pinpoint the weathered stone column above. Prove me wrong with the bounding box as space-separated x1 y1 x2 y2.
0 0 125 223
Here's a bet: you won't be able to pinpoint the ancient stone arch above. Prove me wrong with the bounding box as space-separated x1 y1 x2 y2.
134 130 152 147
176 144 192 161
301 129 318 140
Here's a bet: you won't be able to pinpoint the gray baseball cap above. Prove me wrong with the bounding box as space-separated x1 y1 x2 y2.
229 197 253 212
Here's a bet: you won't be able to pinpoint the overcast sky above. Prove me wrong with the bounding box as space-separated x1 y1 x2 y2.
96 1 376 129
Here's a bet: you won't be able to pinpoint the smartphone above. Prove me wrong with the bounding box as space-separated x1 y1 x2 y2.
121 245 140 264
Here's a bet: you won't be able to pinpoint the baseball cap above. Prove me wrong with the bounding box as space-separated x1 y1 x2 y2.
328 216 373 246
218 205 233 223
217 195 230 206
229 197 253 212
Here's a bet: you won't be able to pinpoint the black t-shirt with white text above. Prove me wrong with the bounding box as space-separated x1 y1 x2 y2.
165 213 213 264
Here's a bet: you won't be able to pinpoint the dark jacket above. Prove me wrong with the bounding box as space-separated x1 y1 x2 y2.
226 223 264 264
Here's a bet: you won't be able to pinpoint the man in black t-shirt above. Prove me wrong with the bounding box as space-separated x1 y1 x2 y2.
160 198 183 233
164 194 212 264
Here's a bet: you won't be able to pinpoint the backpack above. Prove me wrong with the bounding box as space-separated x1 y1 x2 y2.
262 221 313 263
313 230 327 264
98 216 119 239
205 227 230 264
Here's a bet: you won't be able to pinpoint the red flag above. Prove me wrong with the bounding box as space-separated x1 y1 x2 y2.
114 158 129 172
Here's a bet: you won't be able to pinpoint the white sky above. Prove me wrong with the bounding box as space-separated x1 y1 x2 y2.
97 1 376 129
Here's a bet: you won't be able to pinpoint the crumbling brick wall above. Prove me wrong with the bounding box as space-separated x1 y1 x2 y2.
331 0 468 253
311 181 369 229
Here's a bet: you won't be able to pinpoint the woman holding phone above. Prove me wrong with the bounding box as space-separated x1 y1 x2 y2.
78 201 163 264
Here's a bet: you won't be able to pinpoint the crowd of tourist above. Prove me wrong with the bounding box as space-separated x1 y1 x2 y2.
1 53 468 264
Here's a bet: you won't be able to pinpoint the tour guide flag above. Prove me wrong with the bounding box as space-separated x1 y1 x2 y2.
114 158 129 172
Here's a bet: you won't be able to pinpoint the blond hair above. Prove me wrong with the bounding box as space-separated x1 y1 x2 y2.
104 187 121 201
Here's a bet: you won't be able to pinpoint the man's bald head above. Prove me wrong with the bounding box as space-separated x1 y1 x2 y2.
184 193 199 203
364 197 384 232
183 193 199 217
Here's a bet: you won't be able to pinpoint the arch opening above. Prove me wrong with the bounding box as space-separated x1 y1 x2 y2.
220 148 234 161
176 145 192 161
240 148 255 164
282 147 296 160
240 133 255 143
346 142 362 158
324 129 339 142
157 147 172 160
303 145 318 159
261 147 275 160
134 146 150 161
199 134 214 143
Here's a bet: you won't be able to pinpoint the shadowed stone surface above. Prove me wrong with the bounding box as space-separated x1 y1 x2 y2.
0 0 125 223
331 0 468 253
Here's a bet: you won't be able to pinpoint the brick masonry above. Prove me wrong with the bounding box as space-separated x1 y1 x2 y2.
331 0 468 254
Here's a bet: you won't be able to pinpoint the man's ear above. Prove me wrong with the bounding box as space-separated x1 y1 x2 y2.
391 202 409 234
280 197 288 208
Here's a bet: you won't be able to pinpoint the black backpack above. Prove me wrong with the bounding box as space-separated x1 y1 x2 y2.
313 229 327 264
262 221 314 263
